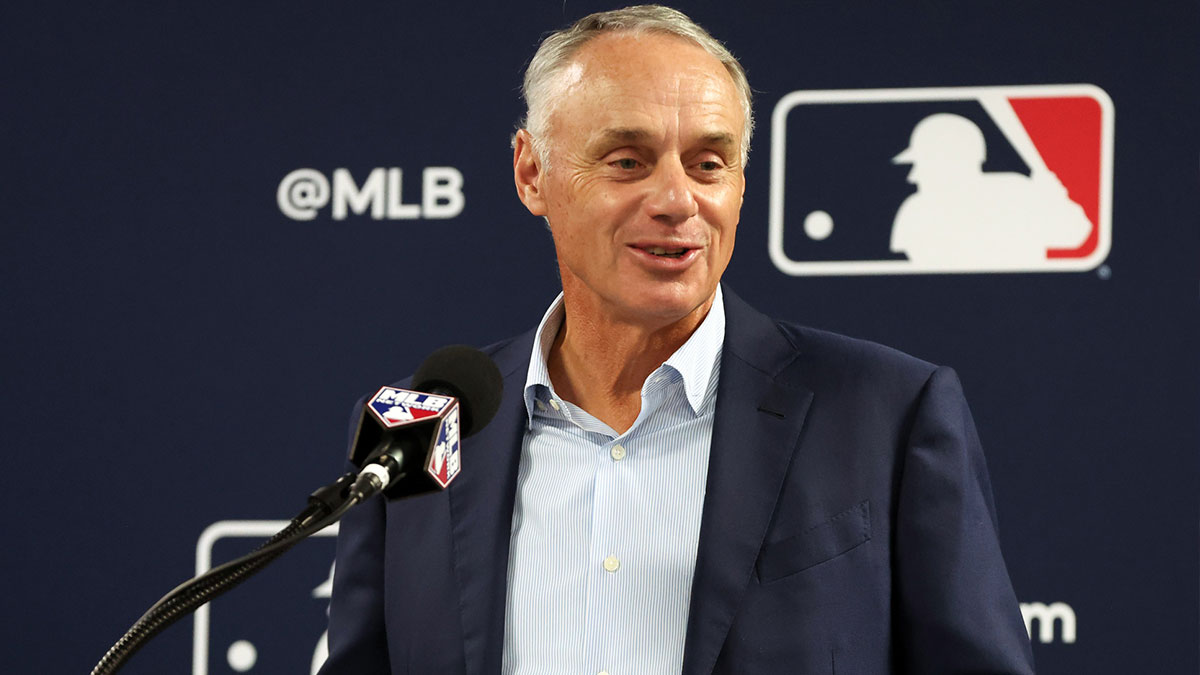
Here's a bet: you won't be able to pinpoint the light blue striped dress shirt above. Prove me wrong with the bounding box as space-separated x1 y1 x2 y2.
501 287 725 675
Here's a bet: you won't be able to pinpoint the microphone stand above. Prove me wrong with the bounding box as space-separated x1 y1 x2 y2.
91 472 369 675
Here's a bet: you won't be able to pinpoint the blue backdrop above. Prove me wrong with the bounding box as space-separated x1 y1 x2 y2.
3 1 1196 673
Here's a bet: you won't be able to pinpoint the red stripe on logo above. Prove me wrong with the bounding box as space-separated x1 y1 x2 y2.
1009 96 1103 258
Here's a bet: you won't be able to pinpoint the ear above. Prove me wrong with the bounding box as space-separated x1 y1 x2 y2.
513 129 548 216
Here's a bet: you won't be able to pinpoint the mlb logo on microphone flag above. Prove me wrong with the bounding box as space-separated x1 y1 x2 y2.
768 84 1114 275
425 403 462 488
367 387 454 428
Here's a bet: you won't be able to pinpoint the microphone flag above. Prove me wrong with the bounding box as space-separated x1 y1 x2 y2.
352 386 463 493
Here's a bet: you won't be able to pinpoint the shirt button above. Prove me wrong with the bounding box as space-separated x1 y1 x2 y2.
535 399 546 411
599 671 610 675
610 444 626 461
603 555 620 573
549 399 561 411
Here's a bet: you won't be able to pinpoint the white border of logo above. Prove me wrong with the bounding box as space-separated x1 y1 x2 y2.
768 84 1114 276
192 520 340 675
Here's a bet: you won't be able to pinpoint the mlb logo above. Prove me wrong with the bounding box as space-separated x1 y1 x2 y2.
767 84 1114 275
367 386 453 428
425 402 462 488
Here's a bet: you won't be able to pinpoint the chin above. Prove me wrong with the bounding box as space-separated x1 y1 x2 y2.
617 285 713 325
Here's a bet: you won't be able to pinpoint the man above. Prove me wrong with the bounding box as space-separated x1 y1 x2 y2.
321 6 1035 674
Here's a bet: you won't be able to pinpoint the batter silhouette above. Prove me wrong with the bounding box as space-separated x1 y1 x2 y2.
890 113 1091 269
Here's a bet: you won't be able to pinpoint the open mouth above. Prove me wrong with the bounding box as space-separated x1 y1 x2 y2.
641 246 689 258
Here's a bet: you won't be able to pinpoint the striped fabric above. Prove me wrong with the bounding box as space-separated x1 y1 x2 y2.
502 287 726 675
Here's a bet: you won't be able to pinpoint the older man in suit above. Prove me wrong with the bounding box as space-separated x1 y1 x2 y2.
320 6 1035 674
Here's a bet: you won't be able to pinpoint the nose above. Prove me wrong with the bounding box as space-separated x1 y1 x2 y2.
644 156 698 225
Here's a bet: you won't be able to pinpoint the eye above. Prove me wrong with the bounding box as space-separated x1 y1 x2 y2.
612 157 640 170
697 160 722 172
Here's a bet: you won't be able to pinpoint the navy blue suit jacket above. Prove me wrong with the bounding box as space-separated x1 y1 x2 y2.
320 288 1035 674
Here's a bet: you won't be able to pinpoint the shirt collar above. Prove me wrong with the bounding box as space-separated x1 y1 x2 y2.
522 293 564 420
522 285 726 420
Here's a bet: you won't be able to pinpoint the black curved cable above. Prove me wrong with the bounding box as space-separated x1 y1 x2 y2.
91 473 366 675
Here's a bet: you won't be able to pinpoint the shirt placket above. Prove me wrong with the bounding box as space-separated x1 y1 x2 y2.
582 426 624 674
582 376 674 675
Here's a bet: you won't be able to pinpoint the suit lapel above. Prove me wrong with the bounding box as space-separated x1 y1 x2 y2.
446 331 534 675
682 288 814 675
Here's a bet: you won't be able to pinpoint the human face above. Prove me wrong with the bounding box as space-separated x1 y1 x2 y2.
515 32 746 329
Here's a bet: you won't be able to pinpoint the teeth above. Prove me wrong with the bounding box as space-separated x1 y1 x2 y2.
646 246 686 257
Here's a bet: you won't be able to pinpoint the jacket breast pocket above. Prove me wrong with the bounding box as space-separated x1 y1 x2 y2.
757 500 871 584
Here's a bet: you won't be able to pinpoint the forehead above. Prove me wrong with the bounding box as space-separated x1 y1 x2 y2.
548 32 743 144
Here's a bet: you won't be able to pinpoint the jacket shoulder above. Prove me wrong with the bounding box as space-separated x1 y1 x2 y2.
772 321 941 399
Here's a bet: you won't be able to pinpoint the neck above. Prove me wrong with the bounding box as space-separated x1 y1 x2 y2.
547 290 715 433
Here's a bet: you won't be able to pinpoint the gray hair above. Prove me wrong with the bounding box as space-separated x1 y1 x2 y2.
516 5 754 166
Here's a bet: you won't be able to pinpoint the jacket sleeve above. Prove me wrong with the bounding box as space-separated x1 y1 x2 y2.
894 366 1036 674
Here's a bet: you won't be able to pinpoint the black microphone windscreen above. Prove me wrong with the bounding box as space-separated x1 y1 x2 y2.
413 345 503 437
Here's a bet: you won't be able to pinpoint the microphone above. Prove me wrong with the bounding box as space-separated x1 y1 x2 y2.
349 345 503 500
89 346 502 675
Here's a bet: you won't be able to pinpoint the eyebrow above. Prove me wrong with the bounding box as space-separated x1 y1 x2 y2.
697 131 738 152
591 127 739 151
593 127 654 146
